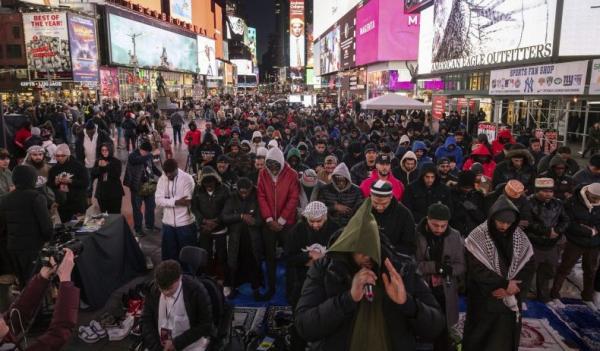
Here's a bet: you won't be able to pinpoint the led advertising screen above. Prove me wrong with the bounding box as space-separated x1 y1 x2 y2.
432 0 556 73
404 0 434 13
197 36 217 77
489 60 588 96
23 12 71 79
356 0 419 66
170 0 192 23
227 16 247 40
339 8 356 70
99 67 120 100
232 59 253 75
290 0 305 68
67 14 98 83
107 9 198 73
314 0 361 39
247 27 257 65
417 6 434 75
306 23 314 68
319 26 340 75
313 38 321 76
559 0 600 56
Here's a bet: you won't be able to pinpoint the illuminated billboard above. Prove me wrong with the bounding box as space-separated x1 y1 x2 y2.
232 59 253 75
559 0 600 56
247 27 257 65
197 36 217 76
290 0 305 68
68 14 98 83
319 26 340 75
23 12 71 79
313 0 361 39
170 0 192 23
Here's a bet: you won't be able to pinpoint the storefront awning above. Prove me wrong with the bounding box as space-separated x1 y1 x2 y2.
361 93 430 110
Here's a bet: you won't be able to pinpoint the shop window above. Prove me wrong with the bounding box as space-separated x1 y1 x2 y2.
6 44 21 59
12 26 20 39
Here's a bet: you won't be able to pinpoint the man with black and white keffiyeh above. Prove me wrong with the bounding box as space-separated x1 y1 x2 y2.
462 195 535 351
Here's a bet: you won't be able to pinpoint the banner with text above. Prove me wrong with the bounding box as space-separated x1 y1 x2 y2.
23 12 71 79
489 61 588 96
590 59 600 95
68 14 98 83
290 0 305 68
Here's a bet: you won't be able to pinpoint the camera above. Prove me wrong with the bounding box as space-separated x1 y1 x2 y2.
39 225 84 267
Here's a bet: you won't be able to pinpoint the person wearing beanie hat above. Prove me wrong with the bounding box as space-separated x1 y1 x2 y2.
0 164 53 287
463 195 535 350
402 163 452 222
360 153 405 201
216 154 238 190
349 142 378 184
573 154 600 185
415 202 465 347
342 142 364 170
257 145 300 299
286 147 309 174
315 162 363 227
539 155 576 200
295 199 445 350
525 177 569 303
450 170 486 238
551 182 600 310
123 139 162 235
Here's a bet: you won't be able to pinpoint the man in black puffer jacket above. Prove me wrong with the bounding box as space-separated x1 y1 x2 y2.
492 146 537 193
316 162 363 227
450 171 486 238
0 165 53 287
402 163 452 223
140 260 214 351
295 199 444 351
526 178 569 302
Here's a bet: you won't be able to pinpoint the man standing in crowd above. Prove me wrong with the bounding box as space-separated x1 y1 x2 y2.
463 196 535 350
294 200 445 351
48 144 89 223
402 163 452 222
360 153 404 201
492 145 537 192
257 147 300 300
350 143 377 184
573 154 600 185
0 165 53 288
155 159 196 262
124 141 162 237
540 155 576 200
551 183 600 310
140 260 214 351
316 162 363 227
75 120 112 199
393 150 419 187
485 180 533 229
169 110 185 146
24 145 55 206
415 203 465 351
526 178 569 303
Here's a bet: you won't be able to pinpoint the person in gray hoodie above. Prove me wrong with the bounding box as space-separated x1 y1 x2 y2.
393 150 419 187
315 163 364 226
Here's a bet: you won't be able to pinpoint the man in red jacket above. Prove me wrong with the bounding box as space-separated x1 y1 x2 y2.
0 249 79 351
257 147 300 300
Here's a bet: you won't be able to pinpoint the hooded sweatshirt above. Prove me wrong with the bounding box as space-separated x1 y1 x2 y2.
402 164 452 222
434 136 464 169
393 151 419 186
257 147 300 225
250 131 265 154
411 141 433 169
491 129 516 156
462 144 496 178
316 163 364 226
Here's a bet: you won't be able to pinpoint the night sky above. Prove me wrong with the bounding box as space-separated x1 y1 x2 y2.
245 0 276 64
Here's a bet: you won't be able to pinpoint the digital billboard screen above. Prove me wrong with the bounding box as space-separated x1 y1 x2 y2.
431 0 556 72
314 0 361 39
107 8 198 73
339 8 356 70
68 14 98 83
319 26 340 75
23 12 71 79
559 0 600 56
170 0 192 23
232 59 253 75
197 36 217 77
290 0 305 68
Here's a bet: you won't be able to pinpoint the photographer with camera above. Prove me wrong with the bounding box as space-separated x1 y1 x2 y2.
0 165 53 288
0 249 80 351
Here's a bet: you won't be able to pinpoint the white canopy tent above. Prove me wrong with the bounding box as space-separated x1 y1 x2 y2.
360 94 430 110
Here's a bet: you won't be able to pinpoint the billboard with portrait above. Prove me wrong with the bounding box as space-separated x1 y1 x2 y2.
339 8 356 70
197 36 217 77
559 0 600 56
23 12 71 79
313 0 361 39
290 0 305 68
107 8 198 73
432 0 556 73
232 59 253 75
68 14 98 83
247 27 257 65
99 67 120 100
319 26 340 75
170 0 192 23
356 0 419 66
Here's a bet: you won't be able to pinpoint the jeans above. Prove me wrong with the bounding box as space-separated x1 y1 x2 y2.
161 223 197 262
131 193 156 232
125 134 136 152
173 125 182 145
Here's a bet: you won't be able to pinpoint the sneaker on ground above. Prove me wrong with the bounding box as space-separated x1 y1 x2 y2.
89 320 107 338
78 326 100 344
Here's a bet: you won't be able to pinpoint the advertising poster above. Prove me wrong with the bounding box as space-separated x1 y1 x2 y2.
590 59 600 95
478 123 498 142
232 59 252 75
247 27 257 65
197 36 217 77
23 12 71 79
306 23 314 68
313 0 361 38
170 0 192 23
417 6 434 75
289 0 305 68
432 0 556 72
313 38 321 75
356 0 418 66
339 8 356 70
559 0 600 56
489 60 588 96
319 26 340 75
432 95 447 120
67 14 98 83
99 67 120 100
227 16 247 40
108 10 198 72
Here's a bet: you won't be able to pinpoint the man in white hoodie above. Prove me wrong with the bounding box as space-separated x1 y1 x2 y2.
155 159 197 262
249 131 265 155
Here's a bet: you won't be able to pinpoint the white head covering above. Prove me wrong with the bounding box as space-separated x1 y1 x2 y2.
302 201 328 219
55 143 71 156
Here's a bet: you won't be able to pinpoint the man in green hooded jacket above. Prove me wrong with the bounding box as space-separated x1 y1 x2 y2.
294 199 444 351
